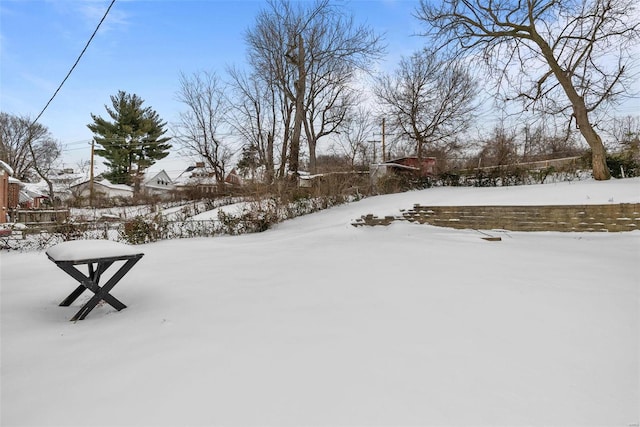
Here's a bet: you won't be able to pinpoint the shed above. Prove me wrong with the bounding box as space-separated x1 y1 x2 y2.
385 157 437 177
370 157 436 184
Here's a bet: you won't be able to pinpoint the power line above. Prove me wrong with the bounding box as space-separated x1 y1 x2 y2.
62 146 90 153
30 0 117 127
63 139 93 147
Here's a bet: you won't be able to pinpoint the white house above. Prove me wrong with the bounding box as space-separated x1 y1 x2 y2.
173 163 243 195
174 163 220 194
143 170 174 198
70 178 134 201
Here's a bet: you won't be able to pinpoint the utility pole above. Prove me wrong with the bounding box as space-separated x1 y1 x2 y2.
368 139 380 163
381 118 386 162
524 125 530 162
89 140 95 207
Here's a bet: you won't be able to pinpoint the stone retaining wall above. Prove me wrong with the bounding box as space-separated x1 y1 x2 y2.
352 204 640 232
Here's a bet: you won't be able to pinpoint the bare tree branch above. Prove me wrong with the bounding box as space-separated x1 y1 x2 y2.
175 71 234 186
416 0 640 179
374 49 478 160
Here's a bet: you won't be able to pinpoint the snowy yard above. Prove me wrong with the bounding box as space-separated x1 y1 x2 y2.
1 178 639 426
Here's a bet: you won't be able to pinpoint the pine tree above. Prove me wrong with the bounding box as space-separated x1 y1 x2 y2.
88 91 172 187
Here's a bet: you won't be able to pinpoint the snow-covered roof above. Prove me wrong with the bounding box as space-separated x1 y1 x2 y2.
23 186 47 198
372 163 419 171
71 178 134 193
95 179 134 192
22 180 64 198
173 165 221 186
144 169 172 183
143 170 174 190
49 170 86 185
0 160 14 175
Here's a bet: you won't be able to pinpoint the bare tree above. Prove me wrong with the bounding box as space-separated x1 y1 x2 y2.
245 0 384 175
416 0 640 180
0 112 61 201
524 123 584 160
609 115 640 151
227 66 293 184
478 125 519 167
332 105 376 169
175 71 234 185
375 49 478 161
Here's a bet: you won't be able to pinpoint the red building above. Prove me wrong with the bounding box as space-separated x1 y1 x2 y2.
385 157 437 177
0 161 13 223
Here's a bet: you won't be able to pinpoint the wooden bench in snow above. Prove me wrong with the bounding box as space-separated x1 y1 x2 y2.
46 240 144 321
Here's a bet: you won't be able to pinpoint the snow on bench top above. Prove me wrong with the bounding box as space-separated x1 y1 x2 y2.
46 240 143 262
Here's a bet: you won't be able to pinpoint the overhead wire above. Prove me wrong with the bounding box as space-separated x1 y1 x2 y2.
30 0 117 127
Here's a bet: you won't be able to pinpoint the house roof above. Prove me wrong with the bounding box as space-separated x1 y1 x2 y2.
49 170 86 185
0 160 14 175
374 163 419 171
20 187 47 203
144 169 172 182
174 165 221 186
70 178 134 193
386 156 436 163
94 179 134 192
143 170 174 191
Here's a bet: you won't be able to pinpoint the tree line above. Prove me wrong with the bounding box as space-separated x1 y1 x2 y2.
1 0 639 202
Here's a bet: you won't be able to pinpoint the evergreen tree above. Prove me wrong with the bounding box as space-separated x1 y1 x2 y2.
88 91 171 187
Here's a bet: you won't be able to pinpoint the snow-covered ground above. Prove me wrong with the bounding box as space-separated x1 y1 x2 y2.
2 178 639 426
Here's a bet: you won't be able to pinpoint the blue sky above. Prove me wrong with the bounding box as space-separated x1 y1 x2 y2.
1 0 638 176
1 0 425 175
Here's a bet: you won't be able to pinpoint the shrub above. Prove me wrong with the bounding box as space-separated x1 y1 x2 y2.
606 152 639 178
121 214 169 244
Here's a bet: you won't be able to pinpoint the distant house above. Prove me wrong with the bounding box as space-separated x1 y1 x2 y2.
12 169 89 205
370 156 437 184
224 168 243 186
174 163 242 195
16 181 48 209
48 168 87 201
0 160 13 223
173 163 217 194
70 178 134 203
143 169 174 198
6 177 52 211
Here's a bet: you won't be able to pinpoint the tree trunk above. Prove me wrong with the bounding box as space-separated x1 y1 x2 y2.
266 132 275 184
289 34 305 176
46 179 56 207
133 170 142 196
304 116 317 174
536 37 611 180
308 140 317 173
290 92 303 174
574 107 611 180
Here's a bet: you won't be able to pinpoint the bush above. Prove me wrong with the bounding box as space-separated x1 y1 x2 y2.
438 171 462 186
53 222 89 241
581 149 639 178
606 152 639 178
375 172 432 194
121 215 169 244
